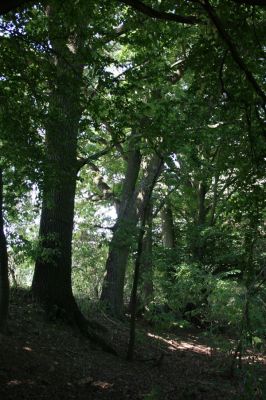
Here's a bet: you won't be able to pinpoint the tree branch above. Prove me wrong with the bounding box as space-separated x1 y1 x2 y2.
202 0 266 104
0 0 31 14
87 160 113 198
230 0 266 6
77 146 114 173
120 0 200 25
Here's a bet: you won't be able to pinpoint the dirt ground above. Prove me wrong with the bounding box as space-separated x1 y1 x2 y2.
0 290 265 400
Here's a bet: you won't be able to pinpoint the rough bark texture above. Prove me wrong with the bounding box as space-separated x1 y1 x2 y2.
0 168 9 334
32 3 84 321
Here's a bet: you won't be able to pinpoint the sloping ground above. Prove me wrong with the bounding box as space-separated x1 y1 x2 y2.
0 291 265 400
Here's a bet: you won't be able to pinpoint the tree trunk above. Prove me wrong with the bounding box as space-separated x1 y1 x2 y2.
161 201 177 279
32 4 84 320
161 202 176 249
101 152 162 318
100 143 141 318
129 200 154 313
0 167 9 334
127 157 163 361
198 181 207 226
140 201 154 307
193 181 208 262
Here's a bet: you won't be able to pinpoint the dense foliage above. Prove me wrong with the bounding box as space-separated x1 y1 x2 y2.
0 0 265 368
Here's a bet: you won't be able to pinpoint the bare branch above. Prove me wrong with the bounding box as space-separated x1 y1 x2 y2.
120 0 200 25
202 0 266 104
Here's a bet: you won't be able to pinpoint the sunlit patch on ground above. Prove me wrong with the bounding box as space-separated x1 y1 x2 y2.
147 332 212 355
1 296 265 400
22 346 33 352
91 380 113 390
7 379 35 386
77 376 113 389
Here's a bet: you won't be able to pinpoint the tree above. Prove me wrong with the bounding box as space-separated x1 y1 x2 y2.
1 0 264 350
127 155 163 360
100 135 141 317
101 143 163 317
0 21 43 331
31 1 86 323
0 167 9 334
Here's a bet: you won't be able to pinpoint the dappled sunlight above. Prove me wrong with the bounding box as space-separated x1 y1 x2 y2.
7 379 36 386
22 346 33 352
91 380 114 390
7 380 23 386
147 333 211 355
243 352 266 365
1 2 265 399
172 341 211 355
77 376 114 389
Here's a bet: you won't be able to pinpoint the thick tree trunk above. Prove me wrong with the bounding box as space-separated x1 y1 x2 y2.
0 167 9 334
30 13 116 353
32 4 84 319
100 144 141 318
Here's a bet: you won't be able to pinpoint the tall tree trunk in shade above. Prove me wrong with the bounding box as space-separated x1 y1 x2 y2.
129 200 154 313
101 152 162 318
32 4 85 321
161 201 177 279
100 144 141 318
139 201 154 307
193 181 208 262
0 167 9 334
161 202 176 249
127 157 163 361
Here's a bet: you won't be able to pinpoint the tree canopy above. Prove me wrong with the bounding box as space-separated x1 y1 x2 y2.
0 1 265 395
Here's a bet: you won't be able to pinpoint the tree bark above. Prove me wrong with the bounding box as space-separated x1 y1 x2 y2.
127 157 163 361
192 181 208 262
100 142 141 318
161 200 177 279
32 3 84 321
161 202 176 249
139 201 154 307
128 200 154 314
101 152 162 318
0 167 9 334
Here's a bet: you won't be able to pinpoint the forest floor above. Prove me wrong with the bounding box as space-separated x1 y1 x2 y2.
0 289 265 400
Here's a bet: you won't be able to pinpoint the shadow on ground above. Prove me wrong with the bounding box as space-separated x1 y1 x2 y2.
0 289 265 400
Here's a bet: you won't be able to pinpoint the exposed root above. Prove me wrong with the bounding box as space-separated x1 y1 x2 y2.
32 293 117 356
70 297 117 356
